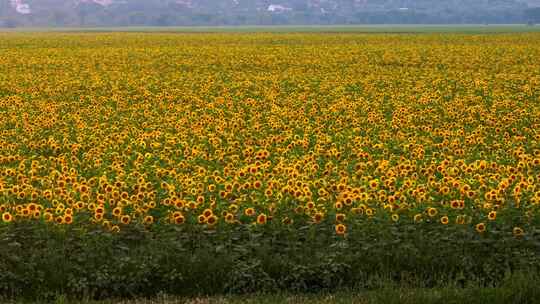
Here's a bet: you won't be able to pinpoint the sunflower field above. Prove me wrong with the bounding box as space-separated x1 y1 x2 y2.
0 32 540 299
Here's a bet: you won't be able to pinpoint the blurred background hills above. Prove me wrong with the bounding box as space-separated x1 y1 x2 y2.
1 0 540 27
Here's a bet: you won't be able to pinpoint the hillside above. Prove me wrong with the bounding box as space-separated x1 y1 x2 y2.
1 0 540 27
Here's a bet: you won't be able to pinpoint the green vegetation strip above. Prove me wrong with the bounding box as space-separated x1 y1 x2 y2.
1 222 540 302
7 275 540 304
2 25 540 33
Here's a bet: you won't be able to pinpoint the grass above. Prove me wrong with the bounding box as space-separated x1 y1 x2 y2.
6 272 539 304
9 286 539 304
2 24 540 33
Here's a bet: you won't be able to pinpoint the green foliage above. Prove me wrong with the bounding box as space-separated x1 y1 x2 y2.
1 221 540 301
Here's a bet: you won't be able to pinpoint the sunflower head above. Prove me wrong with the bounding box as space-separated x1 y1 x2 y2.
2 212 13 223
256 213 267 225
144 215 154 225
440 216 449 225
513 227 524 238
335 223 347 235
475 223 486 233
120 215 131 225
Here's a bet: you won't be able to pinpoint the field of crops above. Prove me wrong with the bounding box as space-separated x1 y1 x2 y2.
1 32 540 300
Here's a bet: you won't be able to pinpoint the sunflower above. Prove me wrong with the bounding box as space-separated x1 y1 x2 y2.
513 227 524 237
351 207 364 215
440 186 450 195
17 192 25 200
391 213 399 222
94 213 104 221
335 223 347 235
229 204 239 213
112 207 122 217
224 212 235 223
120 215 131 225
206 215 218 226
64 215 73 225
174 214 185 224
28 203 37 211
2 212 13 223
455 215 466 225
203 208 213 218
44 212 54 222
312 212 324 223
488 211 497 221
75 201 85 210
335 213 346 222
440 216 449 225
475 223 486 233
244 207 255 216
95 206 105 215
55 216 64 224
427 207 438 217
144 215 154 225
282 217 293 225
256 213 267 225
